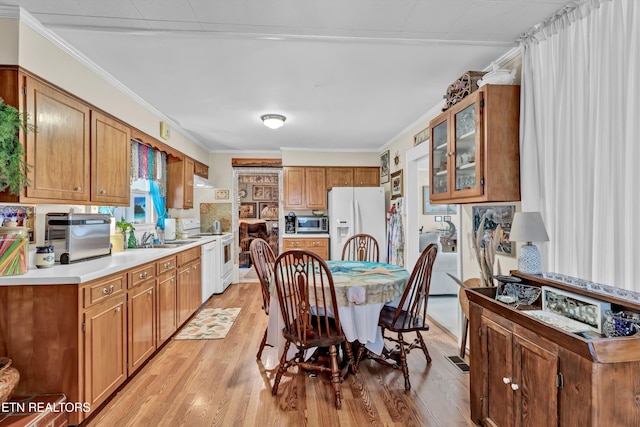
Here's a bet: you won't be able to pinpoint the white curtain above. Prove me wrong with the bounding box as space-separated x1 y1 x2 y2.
520 0 640 290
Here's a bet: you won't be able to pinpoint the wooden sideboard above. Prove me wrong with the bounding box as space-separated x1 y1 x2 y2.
466 272 640 427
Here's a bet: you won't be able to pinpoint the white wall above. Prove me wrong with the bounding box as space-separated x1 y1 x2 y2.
282 150 379 167
0 17 18 64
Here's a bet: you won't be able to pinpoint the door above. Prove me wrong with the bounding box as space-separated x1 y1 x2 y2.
328 187 354 259
512 335 558 427
482 318 514 427
24 76 91 202
91 111 131 205
450 92 483 199
157 271 177 345
353 187 386 260
430 115 449 199
128 281 157 373
84 294 127 413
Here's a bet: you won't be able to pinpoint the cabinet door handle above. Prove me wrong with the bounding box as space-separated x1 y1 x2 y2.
147 289 153 295
115 307 121 312
102 287 109 295
109 285 114 294
502 377 511 384
510 383 519 391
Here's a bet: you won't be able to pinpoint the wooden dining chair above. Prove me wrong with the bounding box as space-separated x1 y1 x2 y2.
249 238 276 360
365 243 438 391
271 250 355 409
341 233 380 262
447 273 482 359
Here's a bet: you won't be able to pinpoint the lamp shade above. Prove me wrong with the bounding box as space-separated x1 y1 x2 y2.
509 212 549 243
261 114 286 129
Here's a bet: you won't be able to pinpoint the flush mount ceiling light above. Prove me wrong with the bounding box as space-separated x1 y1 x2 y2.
260 114 286 129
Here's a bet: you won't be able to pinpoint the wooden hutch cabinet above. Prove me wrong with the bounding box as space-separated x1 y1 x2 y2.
467 272 640 427
429 84 520 204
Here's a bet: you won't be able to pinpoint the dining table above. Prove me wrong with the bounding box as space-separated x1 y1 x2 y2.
265 260 410 358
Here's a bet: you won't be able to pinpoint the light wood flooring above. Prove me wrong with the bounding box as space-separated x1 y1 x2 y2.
84 281 476 427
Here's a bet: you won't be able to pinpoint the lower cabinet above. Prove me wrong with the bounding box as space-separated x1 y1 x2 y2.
480 314 558 427
177 259 201 325
283 237 329 260
83 293 127 416
127 279 157 374
157 269 178 345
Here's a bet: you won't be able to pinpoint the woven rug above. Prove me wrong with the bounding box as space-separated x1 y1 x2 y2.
174 307 241 340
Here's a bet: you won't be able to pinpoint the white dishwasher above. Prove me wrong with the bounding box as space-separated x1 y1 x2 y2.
201 239 220 304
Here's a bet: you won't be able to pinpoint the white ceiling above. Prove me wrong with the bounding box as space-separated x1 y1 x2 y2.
1 0 568 152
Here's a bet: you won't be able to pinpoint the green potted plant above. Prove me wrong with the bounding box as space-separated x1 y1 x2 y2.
115 217 136 249
0 98 34 195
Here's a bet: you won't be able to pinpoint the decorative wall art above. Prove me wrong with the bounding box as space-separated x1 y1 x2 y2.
422 186 456 215
472 205 516 256
239 202 257 219
380 150 390 184
414 126 430 146
259 202 279 220
238 175 278 184
252 185 278 201
391 169 403 199
215 189 229 200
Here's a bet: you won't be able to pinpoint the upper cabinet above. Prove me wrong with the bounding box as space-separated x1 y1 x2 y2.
284 167 327 210
91 111 131 205
429 85 521 204
194 161 208 179
327 167 380 190
167 156 194 209
23 75 91 202
0 71 132 206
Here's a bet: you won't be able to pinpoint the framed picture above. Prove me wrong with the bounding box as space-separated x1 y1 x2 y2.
472 205 516 256
390 169 403 199
239 202 257 219
434 215 443 222
414 126 430 146
380 150 390 184
252 185 278 201
422 186 457 214
215 189 229 200
259 202 279 220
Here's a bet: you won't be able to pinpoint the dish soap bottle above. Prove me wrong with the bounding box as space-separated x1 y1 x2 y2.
128 229 137 248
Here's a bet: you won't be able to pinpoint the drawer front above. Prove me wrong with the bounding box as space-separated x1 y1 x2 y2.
177 247 200 266
156 255 177 275
283 239 305 249
84 273 126 308
305 239 328 249
129 263 156 288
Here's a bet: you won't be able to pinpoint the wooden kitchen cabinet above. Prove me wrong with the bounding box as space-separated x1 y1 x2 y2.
283 237 329 260
83 292 127 416
91 110 131 205
156 256 178 345
429 84 520 204
353 167 380 186
284 166 327 210
327 167 353 188
194 160 209 178
176 248 202 325
23 75 92 202
467 273 640 427
167 156 194 209
127 263 157 374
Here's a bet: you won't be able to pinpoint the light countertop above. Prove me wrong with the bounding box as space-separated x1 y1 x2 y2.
283 233 330 238
0 237 217 286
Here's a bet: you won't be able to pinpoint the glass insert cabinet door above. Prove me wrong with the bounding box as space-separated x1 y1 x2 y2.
431 119 449 195
453 102 480 194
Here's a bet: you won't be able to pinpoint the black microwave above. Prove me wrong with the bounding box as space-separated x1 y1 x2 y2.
296 216 329 234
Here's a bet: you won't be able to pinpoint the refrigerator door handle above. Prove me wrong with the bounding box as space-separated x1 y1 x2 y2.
354 200 361 234
349 199 355 236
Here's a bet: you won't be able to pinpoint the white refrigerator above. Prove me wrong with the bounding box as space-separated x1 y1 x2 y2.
328 187 387 261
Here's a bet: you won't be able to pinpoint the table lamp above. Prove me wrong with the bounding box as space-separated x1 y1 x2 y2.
509 212 549 275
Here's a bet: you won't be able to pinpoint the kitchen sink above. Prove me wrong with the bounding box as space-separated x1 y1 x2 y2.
129 241 192 249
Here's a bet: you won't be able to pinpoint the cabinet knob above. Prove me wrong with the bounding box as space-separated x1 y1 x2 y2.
511 383 519 391
102 287 109 295
115 307 121 312
100 189 106 194
75 186 82 191
147 289 153 295
502 377 511 384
